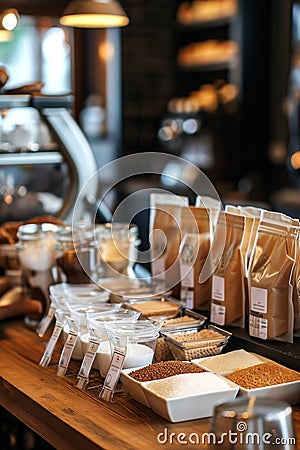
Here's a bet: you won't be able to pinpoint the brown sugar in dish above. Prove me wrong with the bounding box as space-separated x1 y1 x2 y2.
129 360 206 382
172 329 223 342
225 362 300 389
163 315 199 327
127 301 180 317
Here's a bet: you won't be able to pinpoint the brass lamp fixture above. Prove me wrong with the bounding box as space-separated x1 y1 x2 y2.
59 0 129 28
0 29 12 42
0 8 19 42
0 8 19 31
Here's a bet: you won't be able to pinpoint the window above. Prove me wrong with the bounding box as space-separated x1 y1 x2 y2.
0 15 72 93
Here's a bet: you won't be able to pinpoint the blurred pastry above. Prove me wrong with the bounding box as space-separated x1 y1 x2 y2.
177 0 237 25
178 40 238 67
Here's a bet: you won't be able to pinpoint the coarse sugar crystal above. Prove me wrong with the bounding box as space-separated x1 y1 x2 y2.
145 372 231 398
195 349 264 373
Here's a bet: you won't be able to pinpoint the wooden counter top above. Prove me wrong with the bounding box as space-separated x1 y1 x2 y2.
0 320 299 450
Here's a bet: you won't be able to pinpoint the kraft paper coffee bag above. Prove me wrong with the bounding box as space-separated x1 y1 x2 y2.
179 206 212 310
149 193 188 295
248 219 296 343
210 211 247 327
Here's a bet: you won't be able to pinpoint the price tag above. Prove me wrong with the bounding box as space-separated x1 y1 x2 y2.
180 288 194 309
210 303 226 326
99 346 126 402
212 275 225 301
250 287 268 314
152 257 166 280
76 340 100 389
39 324 63 367
37 306 56 338
56 331 78 377
180 234 199 288
249 315 268 340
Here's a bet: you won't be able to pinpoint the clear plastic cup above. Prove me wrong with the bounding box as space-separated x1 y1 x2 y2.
81 309 141 367
62 303 121 360
76 309 141 389
100 320 162 378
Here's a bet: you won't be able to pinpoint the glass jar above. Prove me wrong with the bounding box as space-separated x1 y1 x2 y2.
95 223 140 279
56 222 96 284
17 222 60 327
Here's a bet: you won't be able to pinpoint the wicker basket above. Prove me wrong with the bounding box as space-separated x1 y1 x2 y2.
154 337 173 362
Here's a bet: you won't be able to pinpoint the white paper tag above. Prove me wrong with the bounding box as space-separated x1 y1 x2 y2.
180 233 199 293
99 347 126 402
57 331 78 376
250 287 268 314
39 324 63 367
210 303 226 326
37 306 56 338
77 340 100 381
152 257 166 279
181 288 194 309
249 315 268 340
212 275 225 301
185 290 194 309
181 266 194 288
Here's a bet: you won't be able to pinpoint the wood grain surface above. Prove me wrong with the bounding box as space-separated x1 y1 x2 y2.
0 320 299 449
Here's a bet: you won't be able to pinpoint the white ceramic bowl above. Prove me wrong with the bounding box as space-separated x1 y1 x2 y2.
192 350 265 375
142 372 239 422
234 378 300 405
120 367 151 407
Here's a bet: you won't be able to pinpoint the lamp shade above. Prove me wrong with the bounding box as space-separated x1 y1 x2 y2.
0 9 19 32
0 29 12 42
59 0 129 28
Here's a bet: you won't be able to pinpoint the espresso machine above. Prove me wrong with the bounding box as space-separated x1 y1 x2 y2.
0 92 98 221
0 90 99 320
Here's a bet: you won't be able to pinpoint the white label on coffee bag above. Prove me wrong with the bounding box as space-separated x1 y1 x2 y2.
152 257 165 280
250 287 268 313
186 290 194 309
212 275 225 301
180 234 198 289
181 266 194 287
210 303 225 326
180 288 194 308
249 315 268 340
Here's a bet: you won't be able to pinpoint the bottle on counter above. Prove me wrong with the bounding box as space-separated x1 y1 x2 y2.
17 222 61 328
94 222 140 279
55 222 97 284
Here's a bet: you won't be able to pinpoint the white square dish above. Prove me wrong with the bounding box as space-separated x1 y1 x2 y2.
142 373 239 422
192 349 266 375
120 367 151 407
237 380 300 405
220 358 300 405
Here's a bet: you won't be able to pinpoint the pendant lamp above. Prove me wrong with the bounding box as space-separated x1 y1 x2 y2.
59 0 129 28
0 9 19 31
0 9 19 42
0 30 12 42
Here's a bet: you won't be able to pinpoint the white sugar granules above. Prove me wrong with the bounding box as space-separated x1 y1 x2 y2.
196 349 264 373
145 372 231 398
